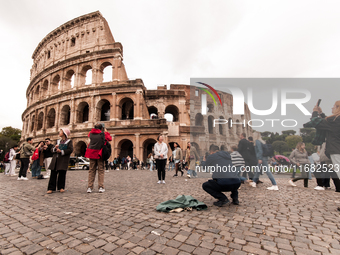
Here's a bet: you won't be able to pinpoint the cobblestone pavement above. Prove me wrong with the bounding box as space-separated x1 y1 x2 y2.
0 169 340 255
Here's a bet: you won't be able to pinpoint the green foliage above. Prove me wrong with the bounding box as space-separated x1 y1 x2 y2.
0 126 21 161
282 130 296 136
272 141 290 154
285 135 303 149
305 143 316 154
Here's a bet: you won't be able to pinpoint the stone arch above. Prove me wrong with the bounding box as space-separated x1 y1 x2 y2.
74 141 87 157
165 105 179 122
34 85 40 101
208 103 214 113
60 105 71 126
80 65 92 85
195 113 203 126
148 106 158 119
143 138 157 162
118 139 134 158
208 115 214 134
37 112 44 130
64 69 75 89
51 74 61 93
100 62 113 82
42 80 48 95
97 99 111 122
119 97 134 120
31 115 36 132
47 108 56 128
77 102 89 123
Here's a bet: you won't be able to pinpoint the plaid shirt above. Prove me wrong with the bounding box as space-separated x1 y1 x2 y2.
303 117 326 145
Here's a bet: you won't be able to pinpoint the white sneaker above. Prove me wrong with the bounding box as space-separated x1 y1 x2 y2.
162 180 166 184
187 174 191 178
250 182 256 188
267 185 279 190
314 186 325 191
157 181 162 184
87 188 92 193
21 177 28 181
99 187 105 193
17 177 22 181
288 180 297 187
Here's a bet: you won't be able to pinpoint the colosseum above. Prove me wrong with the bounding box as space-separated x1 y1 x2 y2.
21 11 253 162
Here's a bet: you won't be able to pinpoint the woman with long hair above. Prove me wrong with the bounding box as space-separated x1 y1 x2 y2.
185 142 199 178
288 142 310 187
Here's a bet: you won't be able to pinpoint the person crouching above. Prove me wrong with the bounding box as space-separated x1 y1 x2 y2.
47 128 73 194
202 145 241 206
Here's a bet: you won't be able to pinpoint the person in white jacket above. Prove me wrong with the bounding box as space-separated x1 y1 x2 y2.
154 134 168 184
9 145 18 176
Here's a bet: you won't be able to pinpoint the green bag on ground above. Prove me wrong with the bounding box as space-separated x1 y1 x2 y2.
156 195 207 212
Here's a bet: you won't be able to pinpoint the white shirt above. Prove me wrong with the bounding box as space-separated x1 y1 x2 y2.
154 142 168 159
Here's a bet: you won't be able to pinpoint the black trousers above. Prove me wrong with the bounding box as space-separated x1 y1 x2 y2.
202 180 241 201
156 159 166 180
292 177 308 187
19 158 30 177
48 170 67 191
241 160 255 180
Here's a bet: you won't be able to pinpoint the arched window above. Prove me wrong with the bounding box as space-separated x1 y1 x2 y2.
77 102 89 123
195 113 203 126
208 103 214 113
65 70 75 89
208 115 214 134
101 62 112 82
52 75 60 93
37 112 44 130
120 98 134 120
60 105 71 125
31 115 35 132
97 100 111 121
165 105 179 122
42 80 48 95
34 86 40 101
85 69 92 85
47 109 56 128
148 106 158 119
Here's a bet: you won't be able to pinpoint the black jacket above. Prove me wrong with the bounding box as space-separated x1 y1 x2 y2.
238 139 257 165
43 144 54 158
312 111 340 155
203 151 240 185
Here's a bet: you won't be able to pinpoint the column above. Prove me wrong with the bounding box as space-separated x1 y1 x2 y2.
55 103 60 133
111 134 115 161
135 133 140 160
135 89 143 120
110 92 117 121
70 98 76 129
90 96 95 124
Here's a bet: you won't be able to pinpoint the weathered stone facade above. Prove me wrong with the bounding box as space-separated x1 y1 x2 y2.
21 11 253 162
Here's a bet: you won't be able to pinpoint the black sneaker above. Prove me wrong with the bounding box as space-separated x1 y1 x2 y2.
213 199 230 207
256 180 263 184
173 174 178 177
232 199 239 205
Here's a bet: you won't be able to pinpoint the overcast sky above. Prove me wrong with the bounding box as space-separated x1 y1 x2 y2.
1 0 340 133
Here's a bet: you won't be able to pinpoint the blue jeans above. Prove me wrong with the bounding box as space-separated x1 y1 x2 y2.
31 159 42 177
253 157 277 185
150 161 154 171
187 169 197 177
236 166 247 182
168 162 174 171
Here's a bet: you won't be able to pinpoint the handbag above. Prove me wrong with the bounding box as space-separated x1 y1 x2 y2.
31 148 39 161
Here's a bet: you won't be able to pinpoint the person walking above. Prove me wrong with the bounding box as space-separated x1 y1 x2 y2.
18 137 35 180
230 145 247 183
47 128 73 194
43 138 54 178
8 145 18 176
288 142 310 187
154 134 168 184
251 139 278 190
237 133 256 180
85 123 112 193
185 142 199 178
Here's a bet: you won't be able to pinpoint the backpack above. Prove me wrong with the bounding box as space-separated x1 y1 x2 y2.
4 152 10 163
262 143 274 157
101 132 112 161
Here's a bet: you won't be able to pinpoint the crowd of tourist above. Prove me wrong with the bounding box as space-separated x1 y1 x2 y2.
2 102 340 208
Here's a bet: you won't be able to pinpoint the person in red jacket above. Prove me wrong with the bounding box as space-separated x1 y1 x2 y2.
85 123 112 193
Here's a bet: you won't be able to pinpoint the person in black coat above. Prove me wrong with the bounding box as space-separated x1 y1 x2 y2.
238 133 256 180
202 145 241 207
47 128 73 194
